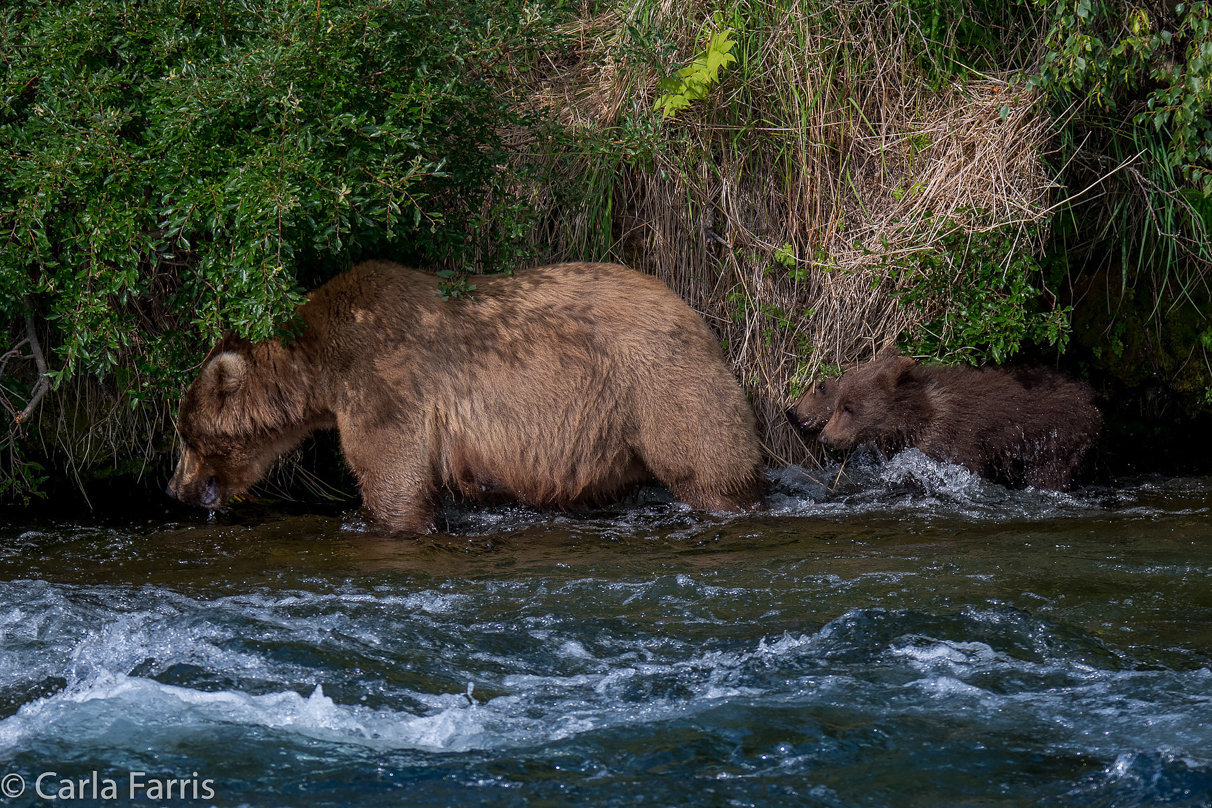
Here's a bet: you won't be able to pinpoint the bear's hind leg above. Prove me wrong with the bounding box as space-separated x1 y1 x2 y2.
1023 459 1073 492
634 415 763 513
666 478 761 513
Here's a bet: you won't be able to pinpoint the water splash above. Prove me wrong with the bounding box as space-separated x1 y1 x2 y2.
2 475 1212 806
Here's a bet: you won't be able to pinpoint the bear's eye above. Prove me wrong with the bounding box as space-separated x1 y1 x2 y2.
842 404 853 415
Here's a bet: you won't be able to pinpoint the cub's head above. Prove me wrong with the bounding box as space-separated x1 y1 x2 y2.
167 349 277 510
819 353 917 450
788 376 840 433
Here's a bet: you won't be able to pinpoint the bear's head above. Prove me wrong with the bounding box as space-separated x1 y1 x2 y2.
788 376 840 432
819 353 920 450
167 345 299 509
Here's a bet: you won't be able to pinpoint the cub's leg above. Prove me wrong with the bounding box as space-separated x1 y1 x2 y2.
1023 458 1073 492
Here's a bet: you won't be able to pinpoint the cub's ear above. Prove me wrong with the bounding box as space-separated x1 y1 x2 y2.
873 345 903 361
207 352 247 396
879 355 917 388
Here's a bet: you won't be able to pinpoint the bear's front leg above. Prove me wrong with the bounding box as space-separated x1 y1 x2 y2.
338 416 439 534
361 480 439 534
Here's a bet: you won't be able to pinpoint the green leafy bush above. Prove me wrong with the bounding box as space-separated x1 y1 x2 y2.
0 0 561 494
654 27 738 119
1032 0 1212 192
1027 0 1212 416
0 0 557 394
897 219 1071 365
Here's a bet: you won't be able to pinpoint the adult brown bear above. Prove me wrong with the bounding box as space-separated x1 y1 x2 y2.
167 261 764 532
811 352 1101 490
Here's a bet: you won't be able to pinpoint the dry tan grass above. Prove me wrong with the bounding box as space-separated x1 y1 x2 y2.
506 0 1058 466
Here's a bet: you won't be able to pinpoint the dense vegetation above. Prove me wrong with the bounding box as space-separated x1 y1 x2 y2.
1028 0 1212 433
1 0 1209 502
0 0 556 498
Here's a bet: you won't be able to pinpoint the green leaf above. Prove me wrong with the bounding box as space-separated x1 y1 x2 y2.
654 26 739 121
774 243 796 267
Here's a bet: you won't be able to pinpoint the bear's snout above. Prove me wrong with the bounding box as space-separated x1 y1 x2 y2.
785 407 801 427
199 476 220 507
165 463 223 509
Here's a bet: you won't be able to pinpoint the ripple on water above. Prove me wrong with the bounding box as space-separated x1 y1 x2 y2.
1 465 1211 806
2 577 1211 765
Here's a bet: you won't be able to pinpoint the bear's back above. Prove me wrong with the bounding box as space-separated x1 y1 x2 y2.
303 261 720 365
921 364 1098 436
917 364 1100 486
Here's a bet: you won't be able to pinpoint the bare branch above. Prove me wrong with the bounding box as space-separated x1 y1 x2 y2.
15 315 50 426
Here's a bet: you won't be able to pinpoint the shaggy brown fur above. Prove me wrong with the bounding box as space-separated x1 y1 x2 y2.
815 353 1101 490
787 376 841 433
167 260 764 532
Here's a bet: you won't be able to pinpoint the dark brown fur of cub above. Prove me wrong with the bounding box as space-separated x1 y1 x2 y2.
788 376 841 433
167 261 764 531
816 353 1101 490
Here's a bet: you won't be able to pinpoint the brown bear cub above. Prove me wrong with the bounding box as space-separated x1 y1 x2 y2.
809 352 1101 490
787 376 841 433
167 260 764 532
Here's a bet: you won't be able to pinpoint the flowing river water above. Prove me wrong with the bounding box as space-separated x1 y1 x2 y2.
1 450 1211 807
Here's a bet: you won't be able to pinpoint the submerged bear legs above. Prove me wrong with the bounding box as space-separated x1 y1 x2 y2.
632 413 763 512
338 417 440 533
664 479 760 513
364 486 439 534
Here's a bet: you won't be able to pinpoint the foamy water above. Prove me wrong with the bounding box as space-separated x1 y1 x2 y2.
1 453 1210 806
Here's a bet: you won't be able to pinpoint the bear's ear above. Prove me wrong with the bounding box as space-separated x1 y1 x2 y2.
879 355 917 389
207 352 248 396
873 345 903 361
